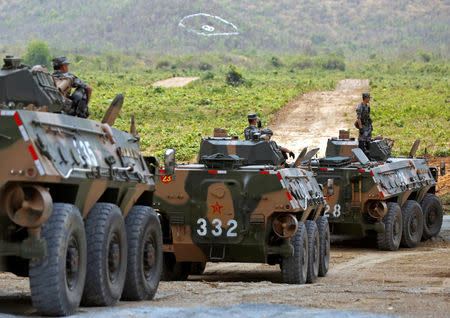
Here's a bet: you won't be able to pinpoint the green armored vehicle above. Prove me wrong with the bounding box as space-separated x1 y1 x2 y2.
153 130 331 284
309 131 443 251
0 56 170 315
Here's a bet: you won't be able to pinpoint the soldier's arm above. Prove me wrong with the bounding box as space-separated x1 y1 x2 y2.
356 104 363 129
72 76 92 104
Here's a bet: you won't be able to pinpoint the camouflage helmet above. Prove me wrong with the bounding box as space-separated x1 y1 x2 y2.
52 56 71 68
362 92 371 100
247 113 259 121
260 128 273 136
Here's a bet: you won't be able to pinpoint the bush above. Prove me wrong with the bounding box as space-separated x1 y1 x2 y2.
155 59 171 69
418 51 432 62
270 56 283 67
201 71 214 80
198 61 213 71
317 55 346 71
225 64 244 87
23 40 51 68
291 57 313 69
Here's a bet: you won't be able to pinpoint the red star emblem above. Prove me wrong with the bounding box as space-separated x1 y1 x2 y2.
210 201 224 215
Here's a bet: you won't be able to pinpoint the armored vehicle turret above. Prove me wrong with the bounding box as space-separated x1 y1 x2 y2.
309 130 444 251
153 130 330 285
0 56 170 315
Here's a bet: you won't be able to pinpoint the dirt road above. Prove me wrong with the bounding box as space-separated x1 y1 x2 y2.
269 79 370 157
1 236 449 317
152 77 199 88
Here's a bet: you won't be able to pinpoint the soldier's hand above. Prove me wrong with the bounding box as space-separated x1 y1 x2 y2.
289 151 295 159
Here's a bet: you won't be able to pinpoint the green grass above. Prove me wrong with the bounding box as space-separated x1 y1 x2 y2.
76 57 448 161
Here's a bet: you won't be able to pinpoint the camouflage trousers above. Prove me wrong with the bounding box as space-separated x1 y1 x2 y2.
358 126 372 155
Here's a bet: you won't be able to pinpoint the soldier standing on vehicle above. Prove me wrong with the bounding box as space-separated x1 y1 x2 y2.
356 92 373 155
244 113 261 140
52 56 92 118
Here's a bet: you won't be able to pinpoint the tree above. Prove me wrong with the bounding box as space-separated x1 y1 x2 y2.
23 40 51 68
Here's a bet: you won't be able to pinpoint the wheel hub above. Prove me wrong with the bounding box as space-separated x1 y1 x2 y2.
143 235 155 278
66 236 80 290
108 234 121 283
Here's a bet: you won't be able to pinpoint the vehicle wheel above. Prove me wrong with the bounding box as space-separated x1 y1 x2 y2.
122 206 162 301
161 253 190 281
316 216 330 277
305 220 319 283
376 202 402 251
281 221 308 284
421 194 443 240
29 203 86 316
81 203 127 306
400 200 423 248
190 262 207 275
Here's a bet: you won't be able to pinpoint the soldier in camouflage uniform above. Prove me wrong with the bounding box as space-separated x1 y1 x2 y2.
356 92 373 155
52 56 92 118
261 128 295 163
244 113 261 140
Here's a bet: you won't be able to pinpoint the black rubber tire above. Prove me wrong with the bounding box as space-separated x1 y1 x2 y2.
81 203 127 306
421 194 443 240
122 206 163 301
281 222 308 284
377 202 402 251
316 216 330 277
161 253 191 281
29 203 86 316
190 262 207 275
305 220 320 283
400 200 424 248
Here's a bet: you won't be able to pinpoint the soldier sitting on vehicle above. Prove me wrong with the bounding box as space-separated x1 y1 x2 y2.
260 128 295 165
52 56 92 118
244 113 261 140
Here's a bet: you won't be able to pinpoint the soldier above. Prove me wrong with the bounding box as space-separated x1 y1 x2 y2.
244 113 261 140
356 92 373 155
52 56 92 118
260 128 295 162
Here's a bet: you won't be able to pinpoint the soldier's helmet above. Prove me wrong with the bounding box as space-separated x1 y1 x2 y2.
362 92 371 99
260 128 273 136
52 56 71 68
247 113 259 121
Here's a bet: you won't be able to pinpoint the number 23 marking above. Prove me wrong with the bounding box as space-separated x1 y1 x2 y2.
324 204 341 218
196 218 237 237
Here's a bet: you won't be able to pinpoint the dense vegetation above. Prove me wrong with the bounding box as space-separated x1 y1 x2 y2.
0 0 448 57
62 53 449 161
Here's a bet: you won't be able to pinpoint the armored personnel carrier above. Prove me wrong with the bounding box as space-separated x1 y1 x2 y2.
0 56 171 315
153 129 330 284
309 130 444 251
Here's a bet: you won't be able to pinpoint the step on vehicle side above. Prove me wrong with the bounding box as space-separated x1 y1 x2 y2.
309 130 444 251
153 129 330 284
0 56 171 316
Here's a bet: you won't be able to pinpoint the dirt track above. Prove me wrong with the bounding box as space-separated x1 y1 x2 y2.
1 237 449 317
152 77 199 88
269 79 370 157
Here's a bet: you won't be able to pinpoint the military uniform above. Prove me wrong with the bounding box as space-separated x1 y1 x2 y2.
244 124 259 140
52 70 89 97
356 101 373 154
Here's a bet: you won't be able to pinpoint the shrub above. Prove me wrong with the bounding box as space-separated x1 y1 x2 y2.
225 64 244 87
270 56 283 67
23 40 51 68
198 61 213 71
418 51 431 62
201 71 214 80
291 57 313 69
317 55 346 71
155 59 170 69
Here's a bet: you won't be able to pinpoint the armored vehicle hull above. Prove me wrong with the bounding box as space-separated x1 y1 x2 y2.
0 57 165 316
310 133 443 251
154 136 330 284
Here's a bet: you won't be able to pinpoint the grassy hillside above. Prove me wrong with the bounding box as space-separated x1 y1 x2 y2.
0 0 448 57
71 55 448 161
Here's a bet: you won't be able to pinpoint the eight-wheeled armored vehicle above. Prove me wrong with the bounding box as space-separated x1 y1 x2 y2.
154 130 330 284
0 56 170 315
309 130 443 251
